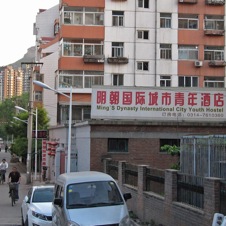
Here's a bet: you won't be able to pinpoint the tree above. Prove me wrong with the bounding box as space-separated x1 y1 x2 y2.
4 103 50 163
0 93 29 140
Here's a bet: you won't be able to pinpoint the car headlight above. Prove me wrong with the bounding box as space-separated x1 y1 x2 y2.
67 221 80 226
119 215 131 226
32 211 51 221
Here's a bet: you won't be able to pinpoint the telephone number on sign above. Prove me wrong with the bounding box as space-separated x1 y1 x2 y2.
187 113 224 118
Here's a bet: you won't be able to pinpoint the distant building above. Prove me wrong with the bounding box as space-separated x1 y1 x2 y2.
3 66 23 99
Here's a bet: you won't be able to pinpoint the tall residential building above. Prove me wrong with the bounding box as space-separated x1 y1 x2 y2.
3 66 23 99
0 70 3 102
34 0 226 126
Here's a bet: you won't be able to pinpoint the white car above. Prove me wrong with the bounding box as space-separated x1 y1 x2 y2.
21 185 54 226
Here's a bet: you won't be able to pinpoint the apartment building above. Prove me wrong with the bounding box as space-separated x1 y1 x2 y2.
3 66 23 99
36 0 225 125
34 0 226 175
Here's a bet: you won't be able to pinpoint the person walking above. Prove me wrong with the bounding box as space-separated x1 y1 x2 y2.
0 158 8 182
8 166 21 200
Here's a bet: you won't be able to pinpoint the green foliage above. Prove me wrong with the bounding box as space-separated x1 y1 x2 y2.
160 144 180 156
0 94 50 159
161 144 180 170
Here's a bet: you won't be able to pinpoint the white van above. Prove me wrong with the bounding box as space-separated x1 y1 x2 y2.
52 171 132 226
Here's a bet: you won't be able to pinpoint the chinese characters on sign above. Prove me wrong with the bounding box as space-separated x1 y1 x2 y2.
42 140 47 166
91 87 226 121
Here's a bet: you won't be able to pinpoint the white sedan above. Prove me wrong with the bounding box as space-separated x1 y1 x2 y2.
21 185 54 226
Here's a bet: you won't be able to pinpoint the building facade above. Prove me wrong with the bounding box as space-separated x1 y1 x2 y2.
33 0 226 176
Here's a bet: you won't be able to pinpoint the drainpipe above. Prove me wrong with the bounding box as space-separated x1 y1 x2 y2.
154 0 157 87
133 0 137 86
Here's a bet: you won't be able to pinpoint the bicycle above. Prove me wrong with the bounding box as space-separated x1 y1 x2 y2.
9 182 18 206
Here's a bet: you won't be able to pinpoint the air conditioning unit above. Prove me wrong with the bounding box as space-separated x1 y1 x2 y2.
179 0 184 2
194 61 203 67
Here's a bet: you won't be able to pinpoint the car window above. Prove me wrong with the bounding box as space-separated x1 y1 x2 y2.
66 181 123 208
32 187 54 203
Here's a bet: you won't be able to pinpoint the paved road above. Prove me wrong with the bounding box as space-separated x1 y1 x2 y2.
0 149 31 226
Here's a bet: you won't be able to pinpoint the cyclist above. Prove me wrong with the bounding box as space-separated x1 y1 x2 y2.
0 159 8 182
8 166 21 200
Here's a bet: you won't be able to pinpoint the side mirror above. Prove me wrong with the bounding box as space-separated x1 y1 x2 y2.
25 196 29 203
123 193 132 201
54 197 63 207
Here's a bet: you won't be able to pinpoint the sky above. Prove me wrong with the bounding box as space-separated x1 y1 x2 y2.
0 0 59 66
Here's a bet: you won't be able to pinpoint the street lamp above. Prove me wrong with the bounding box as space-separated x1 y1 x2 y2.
15 106 38 180
33 80 72 173
13 117 28 124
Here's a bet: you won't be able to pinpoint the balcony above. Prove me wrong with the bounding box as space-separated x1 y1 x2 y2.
204 30 224 36
178 0 198 4
206 0 225 5
209 60 226 67
107 57 129 64
83 55 105 63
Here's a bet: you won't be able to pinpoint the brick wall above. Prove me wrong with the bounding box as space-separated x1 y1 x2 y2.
103 159 221 226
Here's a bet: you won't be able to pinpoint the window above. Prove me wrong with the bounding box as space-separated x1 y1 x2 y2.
63 7 104 26
204 46 224 61
59 70 103 89
160 44 172 59
178 45 198 60
112 11 124 26
59 105 91 124
84 76 103 88
34 91 42 101
112 42 124 57
178 14 198 29
160 139 180 152
160 76 171 87
160 13 171 28
204 76 224 88
178 76 198 87
108 139 128 153
35 72 43 82
204 15 224 30
137 30 149 39
112 74 124 86
138 0 149 8
137 61 149 71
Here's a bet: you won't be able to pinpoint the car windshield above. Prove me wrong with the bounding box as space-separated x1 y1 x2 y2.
66 181 123 209
32 187 54 203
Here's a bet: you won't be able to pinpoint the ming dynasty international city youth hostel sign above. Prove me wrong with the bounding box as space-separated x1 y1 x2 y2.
91 87 226 121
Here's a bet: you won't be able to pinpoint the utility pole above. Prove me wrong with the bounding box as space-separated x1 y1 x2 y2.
21 62 43 184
